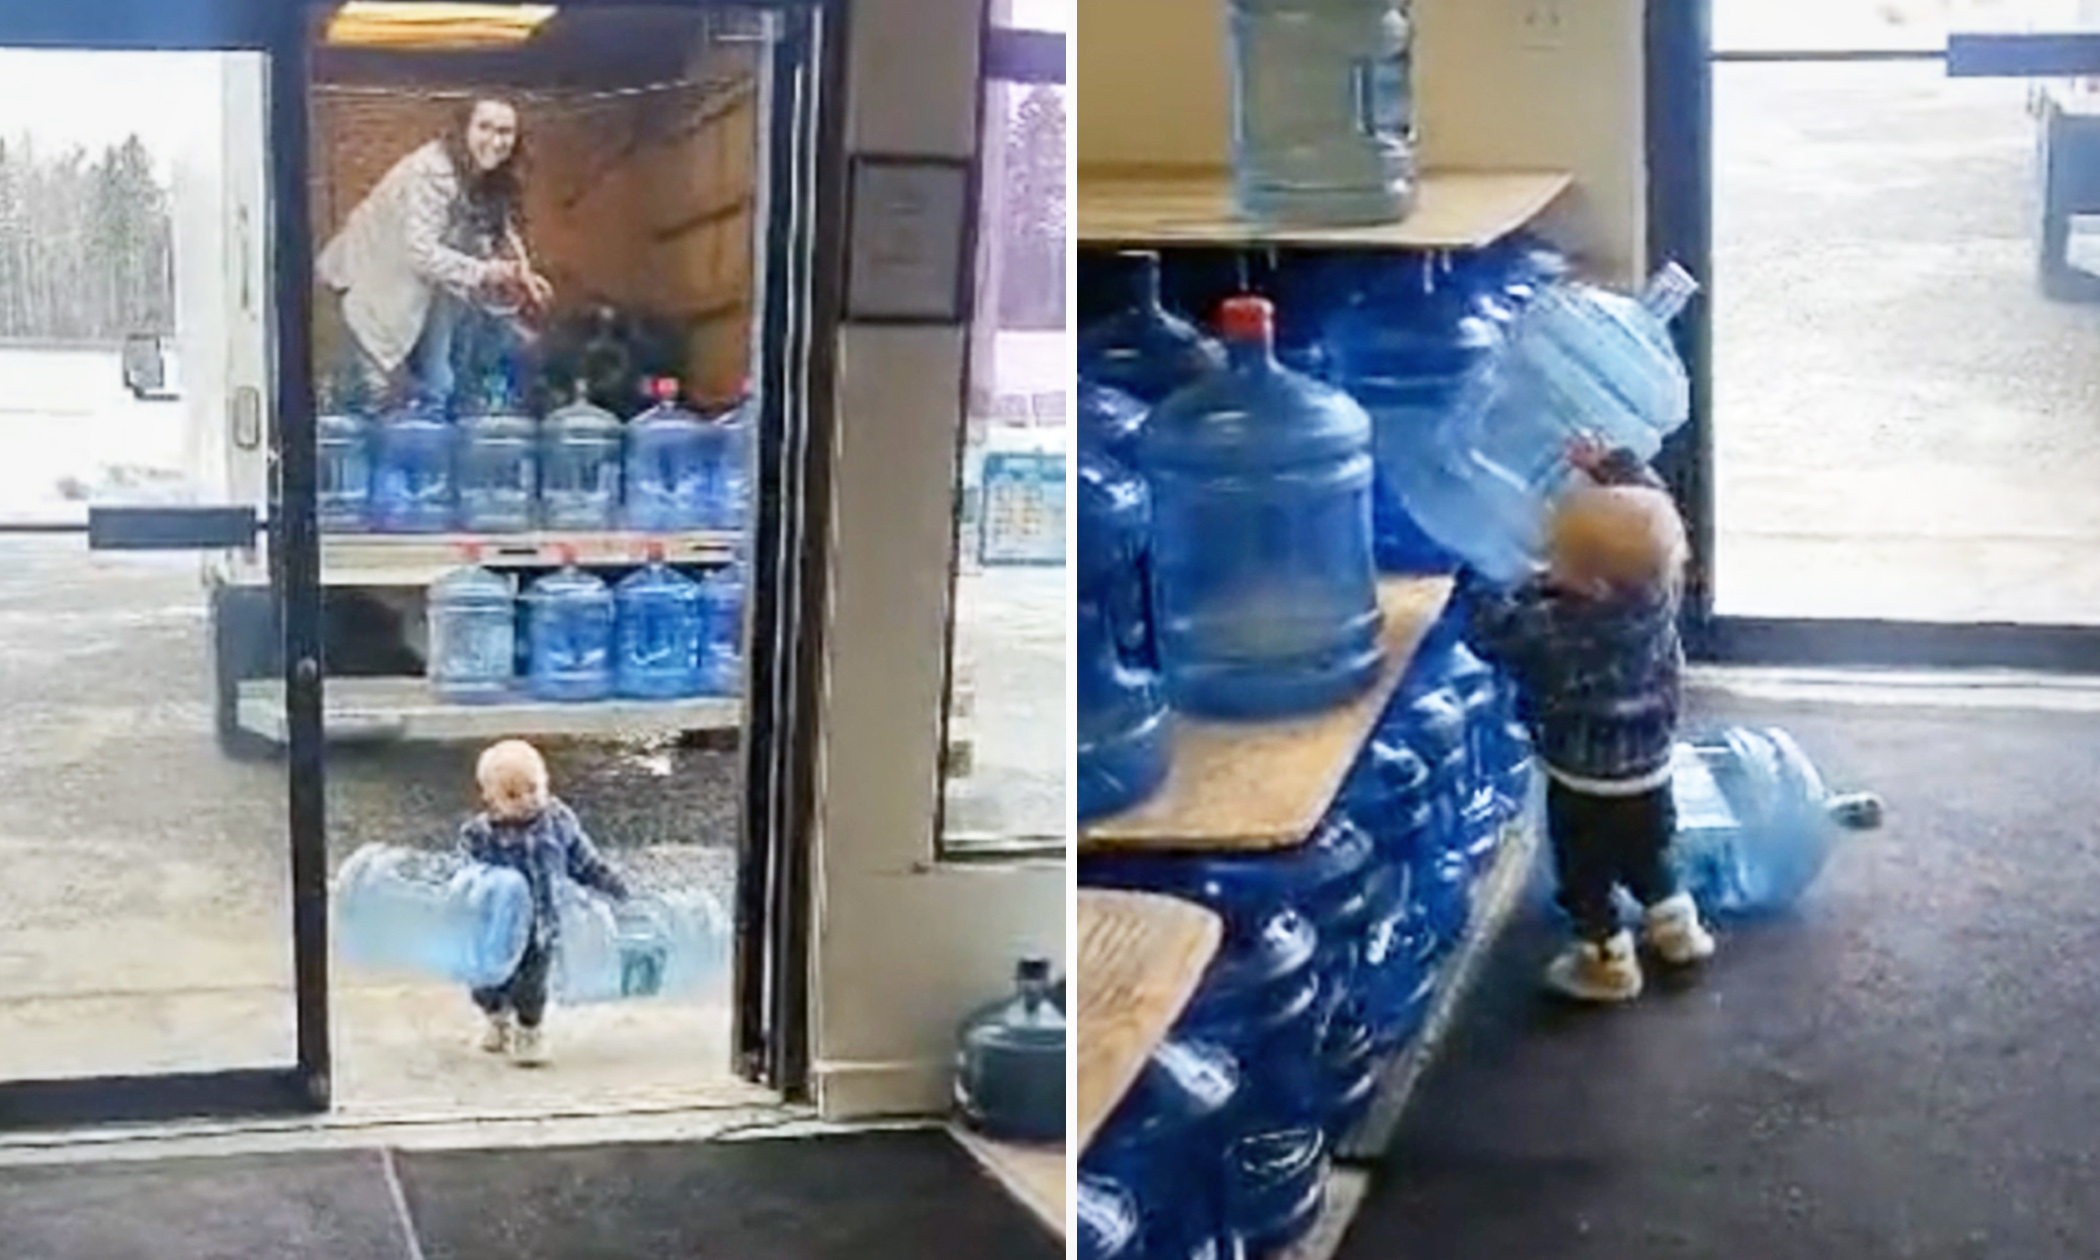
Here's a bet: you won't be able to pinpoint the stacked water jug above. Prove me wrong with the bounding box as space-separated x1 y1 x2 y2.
318 373 753 537
1075 237 1701 1257
427 541 746 705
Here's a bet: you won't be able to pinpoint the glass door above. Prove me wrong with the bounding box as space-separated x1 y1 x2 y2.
0 9 328 1130
1650 0 2100 667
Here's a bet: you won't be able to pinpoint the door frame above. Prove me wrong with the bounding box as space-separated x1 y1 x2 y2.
0 0 329 1131
0 0 846 1130
1646 0 2100 671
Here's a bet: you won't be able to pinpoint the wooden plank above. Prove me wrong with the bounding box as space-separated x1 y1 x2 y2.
238 678 743 745
1075 890 1222 1153
1080 577 1452 854
950 1127 1066 1239
1078 167 1574 250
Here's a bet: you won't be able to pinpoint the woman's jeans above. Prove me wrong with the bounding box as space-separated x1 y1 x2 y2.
335 290 532 414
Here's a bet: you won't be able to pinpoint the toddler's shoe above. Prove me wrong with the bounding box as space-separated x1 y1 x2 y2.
477 1012 513 1055
511 1024 550 1067
1544 930 1642 1003
1643 893 1717 966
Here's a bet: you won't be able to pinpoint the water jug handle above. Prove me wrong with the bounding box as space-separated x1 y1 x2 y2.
1639 262 1701 325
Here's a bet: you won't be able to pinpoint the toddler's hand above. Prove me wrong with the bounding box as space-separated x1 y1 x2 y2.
1565 432 1610 476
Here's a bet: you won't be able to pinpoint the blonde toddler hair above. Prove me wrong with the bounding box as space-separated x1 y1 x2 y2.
477 739 551 821
1547 483 1688 596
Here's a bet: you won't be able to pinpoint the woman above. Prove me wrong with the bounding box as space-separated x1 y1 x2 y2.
317 97 554 410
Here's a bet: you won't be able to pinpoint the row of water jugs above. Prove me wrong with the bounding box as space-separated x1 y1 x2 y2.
429 543 744 704
1078 620 1533 1260
1075 246 1695 823
321 376 750 536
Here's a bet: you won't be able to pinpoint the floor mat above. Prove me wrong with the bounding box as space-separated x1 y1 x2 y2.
0 1149 406 1260
1338 695 2100 1260
393 1129 1059 1260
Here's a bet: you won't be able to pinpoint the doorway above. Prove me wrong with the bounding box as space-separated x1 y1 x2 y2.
1651 0 2100 666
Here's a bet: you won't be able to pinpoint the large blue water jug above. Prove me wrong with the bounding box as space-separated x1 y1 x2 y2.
953 956 1067 1143
1077 1175 1143 1260
333 843 533 989
1083 1037 1240 1260
1227 0 1416 226
1324 255 1504 574
524 549 614 701
698 562 745 697
1663 726 1883 918
539 388 623 530
614 544 704 699
1387 264 1700 585
1078 251 1226 405
370 397 457 533
549 879 732 1004
1142 296 1384 719
428 548 516 702
318 402 373 532
706 392 754 531
1077 443 1171 822
456 383 538 533
625 378 710 531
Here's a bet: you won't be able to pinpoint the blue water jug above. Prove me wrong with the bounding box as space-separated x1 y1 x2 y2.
1324 255 1503 574
428 547 516 702
1224 1126 1329 1258
1078 251 1226 405
333 843 533 989
540 387 623 530
707 391 754 531
614 543 704 699
625 377 709 531
1179 908 1324 1129
1084 1037 1240 1260
1227 0 1416 226
370 396 458 533
1077 1175 1143 1260
1142 296 1384 719
1079 379 1149 470
524 548 614 701
317 389 373 532
1077 443 1171 822
1664 726 1883 918
550 880 732 1004
698 561 745 697
1388 264 1700 585
456 380 538 533
953 956 1067 1143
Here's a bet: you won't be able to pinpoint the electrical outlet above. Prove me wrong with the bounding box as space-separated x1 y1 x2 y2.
1515 0 1564 50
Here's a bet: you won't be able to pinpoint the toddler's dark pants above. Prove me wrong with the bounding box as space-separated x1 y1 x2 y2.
1548 778 1679 943
471 936 551 1028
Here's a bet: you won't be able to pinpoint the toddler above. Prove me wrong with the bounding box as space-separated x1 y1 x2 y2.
459 739 629 1064
1458 438 1715 1002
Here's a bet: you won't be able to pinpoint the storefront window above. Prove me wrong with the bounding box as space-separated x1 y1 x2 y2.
941 2 1068 856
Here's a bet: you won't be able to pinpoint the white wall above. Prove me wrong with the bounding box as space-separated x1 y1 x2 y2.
811 0 1067 1118
1075 0 1650 284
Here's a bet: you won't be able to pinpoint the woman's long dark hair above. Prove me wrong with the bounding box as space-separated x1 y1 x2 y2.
443 97 527 240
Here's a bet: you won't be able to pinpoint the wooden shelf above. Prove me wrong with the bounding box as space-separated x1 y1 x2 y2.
1076 889 1222 1153
1080 576 1453 855
950 1127 1066 1239
1078 167 1574 250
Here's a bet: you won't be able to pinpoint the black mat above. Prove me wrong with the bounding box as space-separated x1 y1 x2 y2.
393 1130 1059 1260
1339 695 2100 1260
0 1149 407 1260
